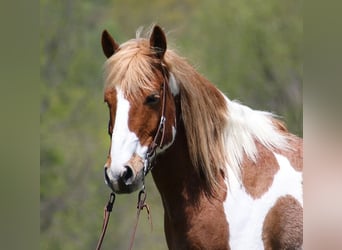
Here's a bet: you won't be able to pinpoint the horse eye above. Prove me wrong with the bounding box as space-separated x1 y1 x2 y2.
145 94 160 105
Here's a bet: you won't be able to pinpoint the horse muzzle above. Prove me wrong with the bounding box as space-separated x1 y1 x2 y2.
104 158 145 194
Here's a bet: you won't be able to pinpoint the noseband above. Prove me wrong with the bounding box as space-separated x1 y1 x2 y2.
143 64 168 176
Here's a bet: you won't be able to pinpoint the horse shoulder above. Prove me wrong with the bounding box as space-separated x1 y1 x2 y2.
225 135 303 249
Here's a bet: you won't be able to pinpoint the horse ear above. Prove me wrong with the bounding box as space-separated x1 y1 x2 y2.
101 30 119 58
149 25 167 59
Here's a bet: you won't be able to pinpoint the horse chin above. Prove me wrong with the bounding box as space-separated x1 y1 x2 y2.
113 184 142 194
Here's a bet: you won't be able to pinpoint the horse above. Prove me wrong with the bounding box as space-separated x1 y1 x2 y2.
100 25 303 250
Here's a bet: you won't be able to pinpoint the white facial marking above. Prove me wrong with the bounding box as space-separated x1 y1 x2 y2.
223 153 302 249
108 89 148 180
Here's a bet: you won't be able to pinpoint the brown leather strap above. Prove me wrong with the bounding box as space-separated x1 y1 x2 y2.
128 190 153 250
95 193 115 250
144 65 169 176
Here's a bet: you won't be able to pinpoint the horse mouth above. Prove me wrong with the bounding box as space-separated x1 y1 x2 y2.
104 167 144 194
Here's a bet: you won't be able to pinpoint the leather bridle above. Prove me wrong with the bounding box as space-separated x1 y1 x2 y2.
143 64 169 176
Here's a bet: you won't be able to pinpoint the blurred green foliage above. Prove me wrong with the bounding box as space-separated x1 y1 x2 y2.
41 0 302 249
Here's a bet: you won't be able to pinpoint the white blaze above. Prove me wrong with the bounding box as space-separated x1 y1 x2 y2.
108 88 147 180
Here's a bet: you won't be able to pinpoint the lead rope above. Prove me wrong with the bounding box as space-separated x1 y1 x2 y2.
128 189 153 250
95 192 116 250
95 190 152 250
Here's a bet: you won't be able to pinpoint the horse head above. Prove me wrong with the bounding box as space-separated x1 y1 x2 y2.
101 26 179 193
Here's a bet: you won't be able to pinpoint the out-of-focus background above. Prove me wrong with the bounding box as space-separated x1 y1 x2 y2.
40 0 302 249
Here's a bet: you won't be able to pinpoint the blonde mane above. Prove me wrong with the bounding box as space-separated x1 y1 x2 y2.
165 51 229 194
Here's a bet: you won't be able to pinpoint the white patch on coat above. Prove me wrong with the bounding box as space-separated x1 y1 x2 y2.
223 96 289 181
223 153 302 249
169 73 179 96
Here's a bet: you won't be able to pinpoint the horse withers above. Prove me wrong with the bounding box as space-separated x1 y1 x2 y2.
101 25 303 250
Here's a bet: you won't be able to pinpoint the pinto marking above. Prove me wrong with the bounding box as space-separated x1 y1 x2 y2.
224 152 302 249
100 25 303 249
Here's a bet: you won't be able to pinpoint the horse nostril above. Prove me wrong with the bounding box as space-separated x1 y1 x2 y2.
121 166 134 185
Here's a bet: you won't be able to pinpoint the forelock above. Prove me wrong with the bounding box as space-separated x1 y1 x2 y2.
104 38 162 100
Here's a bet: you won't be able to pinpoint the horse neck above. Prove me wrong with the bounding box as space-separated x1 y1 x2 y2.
152 121 198 202
151 119 226 212
150 121 229 249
